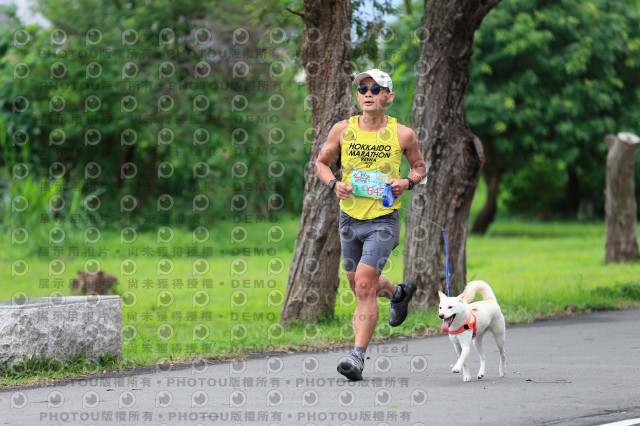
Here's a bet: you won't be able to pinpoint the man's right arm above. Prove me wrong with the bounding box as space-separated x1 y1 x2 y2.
314 121 354 200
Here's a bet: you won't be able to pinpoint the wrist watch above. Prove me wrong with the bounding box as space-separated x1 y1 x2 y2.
328 179 338 190
406 177 414 190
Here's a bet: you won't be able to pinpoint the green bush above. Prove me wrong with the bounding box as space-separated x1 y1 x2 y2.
501 155 568 218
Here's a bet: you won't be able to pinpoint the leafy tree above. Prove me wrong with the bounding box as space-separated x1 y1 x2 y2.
385 0 640 231
467 0 640 229
0 0 310 232
402 0 500 300
250 0 411 66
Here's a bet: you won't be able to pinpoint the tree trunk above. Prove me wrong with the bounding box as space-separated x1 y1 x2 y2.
404 0 500 301
605 132 640 263
471 141 501 235
566 167 580 216
281 0 358 322
471 167 501 235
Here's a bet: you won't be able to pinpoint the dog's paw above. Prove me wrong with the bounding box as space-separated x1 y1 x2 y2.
463 376 471 382
452 367 460 373
477 374 484 379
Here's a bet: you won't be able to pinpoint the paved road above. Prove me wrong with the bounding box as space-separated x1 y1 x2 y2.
1 309 640 426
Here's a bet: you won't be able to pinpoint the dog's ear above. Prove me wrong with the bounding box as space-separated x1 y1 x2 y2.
457 291 467 301
438 291 445 299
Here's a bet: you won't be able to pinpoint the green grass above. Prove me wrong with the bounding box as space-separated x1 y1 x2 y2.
467 222 640 321
0 215 638 386
0 352 124 386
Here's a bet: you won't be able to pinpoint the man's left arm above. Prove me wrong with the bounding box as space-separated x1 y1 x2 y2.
404 128 427 185
386 127 427 197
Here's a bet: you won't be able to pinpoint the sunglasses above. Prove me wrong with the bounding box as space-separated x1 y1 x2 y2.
357 84 383 95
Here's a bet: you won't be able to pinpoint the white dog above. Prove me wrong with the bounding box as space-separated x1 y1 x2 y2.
438 280 506 382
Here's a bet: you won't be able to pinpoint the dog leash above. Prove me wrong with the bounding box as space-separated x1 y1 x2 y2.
382 180 451 296
398 206 451 297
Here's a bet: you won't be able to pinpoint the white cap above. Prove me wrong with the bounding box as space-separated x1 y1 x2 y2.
354 68 393 92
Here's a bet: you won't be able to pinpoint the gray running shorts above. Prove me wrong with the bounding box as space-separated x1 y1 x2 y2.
338 209 400 273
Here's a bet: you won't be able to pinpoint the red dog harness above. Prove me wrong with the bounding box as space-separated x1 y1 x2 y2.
447 311 477 338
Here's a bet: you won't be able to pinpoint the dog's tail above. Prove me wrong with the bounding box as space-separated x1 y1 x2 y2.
461 280 497 303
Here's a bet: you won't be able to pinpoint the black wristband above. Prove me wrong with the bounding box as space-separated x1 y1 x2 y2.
406 177 414 190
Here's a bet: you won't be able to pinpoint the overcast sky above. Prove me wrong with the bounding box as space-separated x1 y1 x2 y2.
2 0 402 29
1 0 49 26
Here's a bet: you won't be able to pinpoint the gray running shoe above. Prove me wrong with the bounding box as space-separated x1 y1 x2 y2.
388 280 417 327
337 351 364 381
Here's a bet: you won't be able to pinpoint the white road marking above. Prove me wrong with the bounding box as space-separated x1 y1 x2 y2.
598 419 640 426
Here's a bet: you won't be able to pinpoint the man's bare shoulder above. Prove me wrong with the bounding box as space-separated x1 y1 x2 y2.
396 122 417 143
328 119 351 143
332 119 350 132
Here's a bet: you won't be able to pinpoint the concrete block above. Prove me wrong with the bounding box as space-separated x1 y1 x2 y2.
0 295 122 365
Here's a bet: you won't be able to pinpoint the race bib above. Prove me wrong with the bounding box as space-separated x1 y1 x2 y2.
350 169 388 198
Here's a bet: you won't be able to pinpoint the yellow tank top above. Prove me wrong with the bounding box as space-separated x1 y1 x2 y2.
340 115 402 220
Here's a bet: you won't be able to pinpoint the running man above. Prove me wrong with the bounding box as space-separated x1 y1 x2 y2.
315 68 427 380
